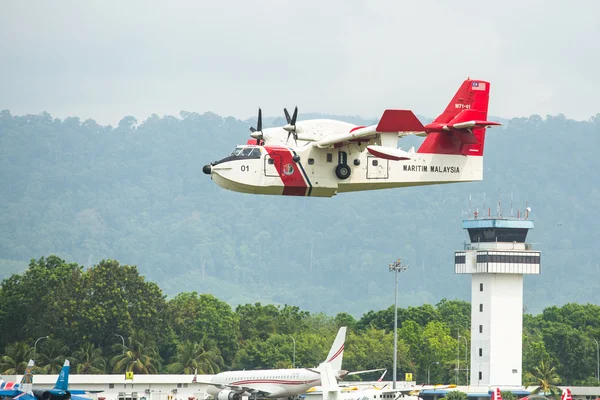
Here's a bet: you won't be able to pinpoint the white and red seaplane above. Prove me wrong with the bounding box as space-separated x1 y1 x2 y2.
203 79 500 197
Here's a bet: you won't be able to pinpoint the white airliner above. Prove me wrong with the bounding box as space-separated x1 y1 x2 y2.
201 327 347 400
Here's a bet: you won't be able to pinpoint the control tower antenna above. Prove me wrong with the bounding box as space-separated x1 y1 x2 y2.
496 189 502 218
511 191 514 218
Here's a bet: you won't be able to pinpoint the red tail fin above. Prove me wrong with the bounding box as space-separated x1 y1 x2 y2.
417 79 492 156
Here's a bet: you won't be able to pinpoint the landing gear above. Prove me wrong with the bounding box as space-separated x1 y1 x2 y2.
335 164 351 180
335 151 351 180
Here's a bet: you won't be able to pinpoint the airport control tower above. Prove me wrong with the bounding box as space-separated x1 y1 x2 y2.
455 208 541 387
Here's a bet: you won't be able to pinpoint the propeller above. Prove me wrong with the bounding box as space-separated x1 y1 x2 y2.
249 108 263 145
283 106 299 144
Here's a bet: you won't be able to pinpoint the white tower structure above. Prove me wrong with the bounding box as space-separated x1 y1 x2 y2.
455 209 540 387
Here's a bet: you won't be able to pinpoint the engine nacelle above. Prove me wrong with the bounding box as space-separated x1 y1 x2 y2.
33 389 71 400
33 390 52 400
216 390 241 400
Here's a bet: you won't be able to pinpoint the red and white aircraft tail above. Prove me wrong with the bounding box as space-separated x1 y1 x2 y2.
491 388 503 400
325 326 346 372
561 388 572 400
417 79 498 156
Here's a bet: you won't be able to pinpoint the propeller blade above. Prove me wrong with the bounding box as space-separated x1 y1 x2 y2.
257 108 262 132
250 127 256 133
291 106 298 125
284 108 291 124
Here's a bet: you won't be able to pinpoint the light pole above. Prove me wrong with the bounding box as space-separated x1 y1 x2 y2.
427 361 439 385
593 338 599 383
459 335 469 385
389 259 409 389
289 336 296 368
114 334 125 355
33 336 49 364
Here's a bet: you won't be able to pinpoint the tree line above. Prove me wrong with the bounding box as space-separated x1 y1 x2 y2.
0 256 598 387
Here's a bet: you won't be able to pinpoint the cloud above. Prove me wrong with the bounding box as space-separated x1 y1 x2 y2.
1 0 598 124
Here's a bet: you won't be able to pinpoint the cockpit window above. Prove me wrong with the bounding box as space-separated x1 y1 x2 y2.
230 147 244 156
241 147 254 156
249 148 261 157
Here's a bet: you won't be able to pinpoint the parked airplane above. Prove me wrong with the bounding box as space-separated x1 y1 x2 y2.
203 79 500 197
200 327 347 400
0 360 101 400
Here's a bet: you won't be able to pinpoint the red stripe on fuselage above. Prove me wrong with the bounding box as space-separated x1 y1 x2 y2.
232 379 317 385
264 146 308 196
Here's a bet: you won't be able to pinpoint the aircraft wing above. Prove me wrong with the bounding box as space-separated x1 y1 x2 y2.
0 389 25 397
195 381 271 397
315 110 425 149
72 395 97 400
0 391 36 400
70 390 104 394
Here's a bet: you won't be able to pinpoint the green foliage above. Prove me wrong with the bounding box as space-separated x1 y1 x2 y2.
501 392 517 400
37 338 69 374
0 341 32 374
166 339 223 374
110 330 162 374
526 360 562 398
167 293 238 366
72 342 106 374
445 391 468 400
0 252 599 383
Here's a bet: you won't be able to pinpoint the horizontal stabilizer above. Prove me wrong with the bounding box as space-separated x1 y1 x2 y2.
451 120 501 130
376 110 425 133
367 145 412 161
447 109 501 131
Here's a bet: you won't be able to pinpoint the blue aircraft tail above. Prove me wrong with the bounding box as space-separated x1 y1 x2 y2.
54 360 70 391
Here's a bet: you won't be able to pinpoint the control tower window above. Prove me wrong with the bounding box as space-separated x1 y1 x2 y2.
479 372 482 380
480 283 483 292
479 303 483 312
479 348 483 357
479 325 483 333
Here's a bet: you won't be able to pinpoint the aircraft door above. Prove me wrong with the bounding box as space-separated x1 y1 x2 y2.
264 154 281 177
366 156 389 179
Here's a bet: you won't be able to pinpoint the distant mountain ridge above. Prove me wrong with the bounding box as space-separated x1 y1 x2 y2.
0 109 598 315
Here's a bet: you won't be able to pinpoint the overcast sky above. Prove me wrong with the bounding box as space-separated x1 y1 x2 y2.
1 0 598 125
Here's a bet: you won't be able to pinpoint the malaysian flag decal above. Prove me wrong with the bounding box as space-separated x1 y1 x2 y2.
472 81 486 91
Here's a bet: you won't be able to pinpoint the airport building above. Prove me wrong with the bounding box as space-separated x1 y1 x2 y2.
455 208 541 387
0 373 212 400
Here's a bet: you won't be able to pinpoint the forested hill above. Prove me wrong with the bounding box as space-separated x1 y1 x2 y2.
0 110 599 315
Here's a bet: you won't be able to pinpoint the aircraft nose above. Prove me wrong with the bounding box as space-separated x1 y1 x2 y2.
202 164 212 175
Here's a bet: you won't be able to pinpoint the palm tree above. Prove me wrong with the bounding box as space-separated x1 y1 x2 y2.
167 339 224 374
0 341 32 374
73 342 106 374
110 331 161 374
526 360 562 398
37 338 69 374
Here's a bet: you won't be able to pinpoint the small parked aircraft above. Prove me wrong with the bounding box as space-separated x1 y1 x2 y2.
0 360 101 400
203 79 500 197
